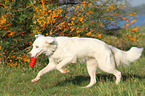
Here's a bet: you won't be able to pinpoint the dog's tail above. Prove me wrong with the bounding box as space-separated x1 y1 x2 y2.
109 45 143 67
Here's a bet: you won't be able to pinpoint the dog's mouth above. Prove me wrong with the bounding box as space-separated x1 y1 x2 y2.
35 51 43 57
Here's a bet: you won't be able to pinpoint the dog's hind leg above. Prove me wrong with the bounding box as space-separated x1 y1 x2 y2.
111 70 121 84
82 58 97 88
31 59 56 83
96 50 121 85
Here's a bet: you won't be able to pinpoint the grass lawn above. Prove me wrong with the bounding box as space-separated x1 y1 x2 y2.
0 54 145 96
0 27 145 96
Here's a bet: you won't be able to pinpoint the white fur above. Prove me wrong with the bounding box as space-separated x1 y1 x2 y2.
29 34 143 88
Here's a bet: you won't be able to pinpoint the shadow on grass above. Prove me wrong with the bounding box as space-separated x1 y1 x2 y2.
54 73 145 87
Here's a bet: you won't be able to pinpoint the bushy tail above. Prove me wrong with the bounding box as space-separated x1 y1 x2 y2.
126 47 143 62
109 46 143 67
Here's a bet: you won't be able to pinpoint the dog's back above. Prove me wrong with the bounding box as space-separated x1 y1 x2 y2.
55 37 108 58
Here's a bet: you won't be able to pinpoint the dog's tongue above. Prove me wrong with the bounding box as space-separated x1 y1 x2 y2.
29 57 37 67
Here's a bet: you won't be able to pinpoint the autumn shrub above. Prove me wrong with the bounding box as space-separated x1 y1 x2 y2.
0 0 140 67
32 0 129 37
0 0 34 67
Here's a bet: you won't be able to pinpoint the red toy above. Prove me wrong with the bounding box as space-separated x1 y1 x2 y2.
29 57 37 67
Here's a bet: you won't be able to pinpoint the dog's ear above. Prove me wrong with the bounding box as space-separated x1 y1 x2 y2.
46 38 54 44
35 34 43 38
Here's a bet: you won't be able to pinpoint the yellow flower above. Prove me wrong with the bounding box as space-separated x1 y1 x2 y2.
37 19 41 24
129 14 133 16
71 18 75 20
100 22 103 25
76 30 82 33
115 13 119 15
35 30 40 34
48 10 52 13
88 3 92 7
90 11 94 13
46 33 48 36
131 28 138 31
122 17 126 20
50 31 52 35
4 6 7 9
9 32 15 36
126 24 129 27
70 28 75 32
107 9 109 11
0 18 6 25
83 1 86 5
131 20 136 23
86 32 91 36
122 24 130 28
71 21 74 25
109 6 113 10
86 12 90 15
75 6 79 11
79 18 83 22
126 20 129 23
129 38 136 41
97 34 102 38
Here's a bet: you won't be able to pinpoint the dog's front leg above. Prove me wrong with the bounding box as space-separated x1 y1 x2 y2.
31 59 56 83
56 57 75 73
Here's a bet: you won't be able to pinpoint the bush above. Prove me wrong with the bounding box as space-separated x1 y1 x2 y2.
32 0 130 37
0 0 140 67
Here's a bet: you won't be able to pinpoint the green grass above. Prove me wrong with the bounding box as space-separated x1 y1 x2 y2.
0 56 145 96
1 26 145 96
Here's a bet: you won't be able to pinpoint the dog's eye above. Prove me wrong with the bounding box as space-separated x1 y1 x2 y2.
35 45 39 48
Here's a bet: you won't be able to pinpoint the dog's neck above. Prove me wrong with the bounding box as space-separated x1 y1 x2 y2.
45 41 58 56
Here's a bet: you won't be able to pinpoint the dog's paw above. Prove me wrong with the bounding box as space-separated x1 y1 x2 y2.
57 68 70 73
63 68 70 73
31 78 40 83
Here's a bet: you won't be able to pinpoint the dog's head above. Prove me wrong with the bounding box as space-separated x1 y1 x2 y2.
29 34 56 57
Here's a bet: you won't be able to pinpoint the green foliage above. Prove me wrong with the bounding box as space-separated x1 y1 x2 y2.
0 0 142 67
31 0 129 37
0 0 34 66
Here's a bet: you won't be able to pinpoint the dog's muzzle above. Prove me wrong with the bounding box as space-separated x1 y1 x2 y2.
29 51 43 58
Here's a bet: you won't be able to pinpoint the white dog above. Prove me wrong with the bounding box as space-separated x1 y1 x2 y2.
29 34 143 88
